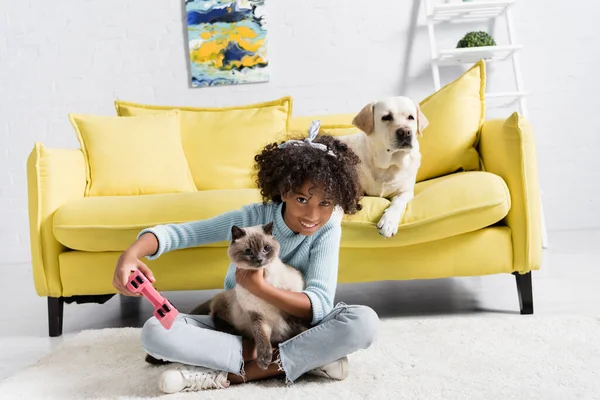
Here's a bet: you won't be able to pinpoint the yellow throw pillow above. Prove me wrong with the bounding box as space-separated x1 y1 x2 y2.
417 60 486 182
69 111 197 197
291 62 486 183
114 97 292 190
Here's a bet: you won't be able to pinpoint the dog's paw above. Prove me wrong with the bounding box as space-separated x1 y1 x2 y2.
377 209 403 238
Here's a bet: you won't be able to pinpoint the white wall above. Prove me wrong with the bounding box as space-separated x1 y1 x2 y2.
1 0 599 265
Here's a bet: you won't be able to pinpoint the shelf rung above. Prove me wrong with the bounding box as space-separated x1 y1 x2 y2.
430 0 515 22
485 91 528 108
436 45 522 66
485 92 527 98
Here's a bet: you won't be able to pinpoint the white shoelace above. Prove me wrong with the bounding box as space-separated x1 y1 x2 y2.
182 368 228 391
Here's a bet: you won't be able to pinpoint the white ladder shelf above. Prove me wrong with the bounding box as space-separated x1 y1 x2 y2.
422 0 548 248
424 0 528 112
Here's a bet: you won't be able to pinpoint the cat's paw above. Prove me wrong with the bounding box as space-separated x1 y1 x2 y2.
257 347 273 370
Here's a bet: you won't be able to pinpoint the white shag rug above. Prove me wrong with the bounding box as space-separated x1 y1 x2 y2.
1 314 599 400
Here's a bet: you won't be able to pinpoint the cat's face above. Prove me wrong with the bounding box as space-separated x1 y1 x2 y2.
227 222 280 270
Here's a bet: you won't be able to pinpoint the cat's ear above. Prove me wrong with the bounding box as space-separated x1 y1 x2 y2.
262 221 274 236
231 225 246 241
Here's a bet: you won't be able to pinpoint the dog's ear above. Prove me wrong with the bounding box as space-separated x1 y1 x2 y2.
352 102 375 135
415 103 429 136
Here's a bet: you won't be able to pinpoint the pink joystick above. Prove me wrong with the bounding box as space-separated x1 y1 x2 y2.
126 270 179 329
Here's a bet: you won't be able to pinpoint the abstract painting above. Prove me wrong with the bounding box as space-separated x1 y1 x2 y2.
185 0 269 87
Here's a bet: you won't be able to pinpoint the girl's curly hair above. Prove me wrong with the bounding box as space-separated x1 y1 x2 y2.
253 134 363 214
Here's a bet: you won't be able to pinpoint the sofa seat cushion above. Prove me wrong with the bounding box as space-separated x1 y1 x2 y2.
53 171 510 252
343 171 510 247
54 189 264 252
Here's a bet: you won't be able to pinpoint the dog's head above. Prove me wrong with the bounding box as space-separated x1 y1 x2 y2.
352 96 429 152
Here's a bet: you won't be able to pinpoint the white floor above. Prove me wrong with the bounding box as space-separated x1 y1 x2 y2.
1 229 598 382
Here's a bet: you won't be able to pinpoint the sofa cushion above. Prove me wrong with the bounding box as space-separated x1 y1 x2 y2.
114 97 292 191
53 189 264 252
289 60 486 183
416 61 485 182
68 111 197 197
291 114 355 132
343 171 510 247
53 171 509 252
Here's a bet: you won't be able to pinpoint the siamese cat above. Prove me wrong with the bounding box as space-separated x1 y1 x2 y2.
209 221 311 370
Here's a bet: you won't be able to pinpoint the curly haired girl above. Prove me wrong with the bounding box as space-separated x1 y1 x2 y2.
112 121 380 393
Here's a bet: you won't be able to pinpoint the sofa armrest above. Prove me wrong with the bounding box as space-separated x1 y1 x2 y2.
478 112 542 273
27 142 86 297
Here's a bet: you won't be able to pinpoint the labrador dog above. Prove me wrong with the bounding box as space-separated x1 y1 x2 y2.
338 96 429 238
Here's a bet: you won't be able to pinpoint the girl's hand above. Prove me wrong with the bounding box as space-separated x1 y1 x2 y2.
112 251 155 297
235 268 266 295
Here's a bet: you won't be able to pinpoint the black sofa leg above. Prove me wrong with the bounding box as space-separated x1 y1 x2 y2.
48 297 64 337
513 272 533 315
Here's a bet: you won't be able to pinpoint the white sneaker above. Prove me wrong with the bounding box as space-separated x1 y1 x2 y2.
158 363 230 393
307 356 349 380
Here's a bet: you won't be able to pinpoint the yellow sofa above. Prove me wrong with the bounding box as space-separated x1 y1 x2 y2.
26 61 542 337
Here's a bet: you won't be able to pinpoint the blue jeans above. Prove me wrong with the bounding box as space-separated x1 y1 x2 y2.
141 302 380 383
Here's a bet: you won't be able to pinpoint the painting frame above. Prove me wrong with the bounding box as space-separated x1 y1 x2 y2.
185 0 269 88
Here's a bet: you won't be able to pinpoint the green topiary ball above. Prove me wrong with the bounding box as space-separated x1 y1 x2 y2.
456 31 496 48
